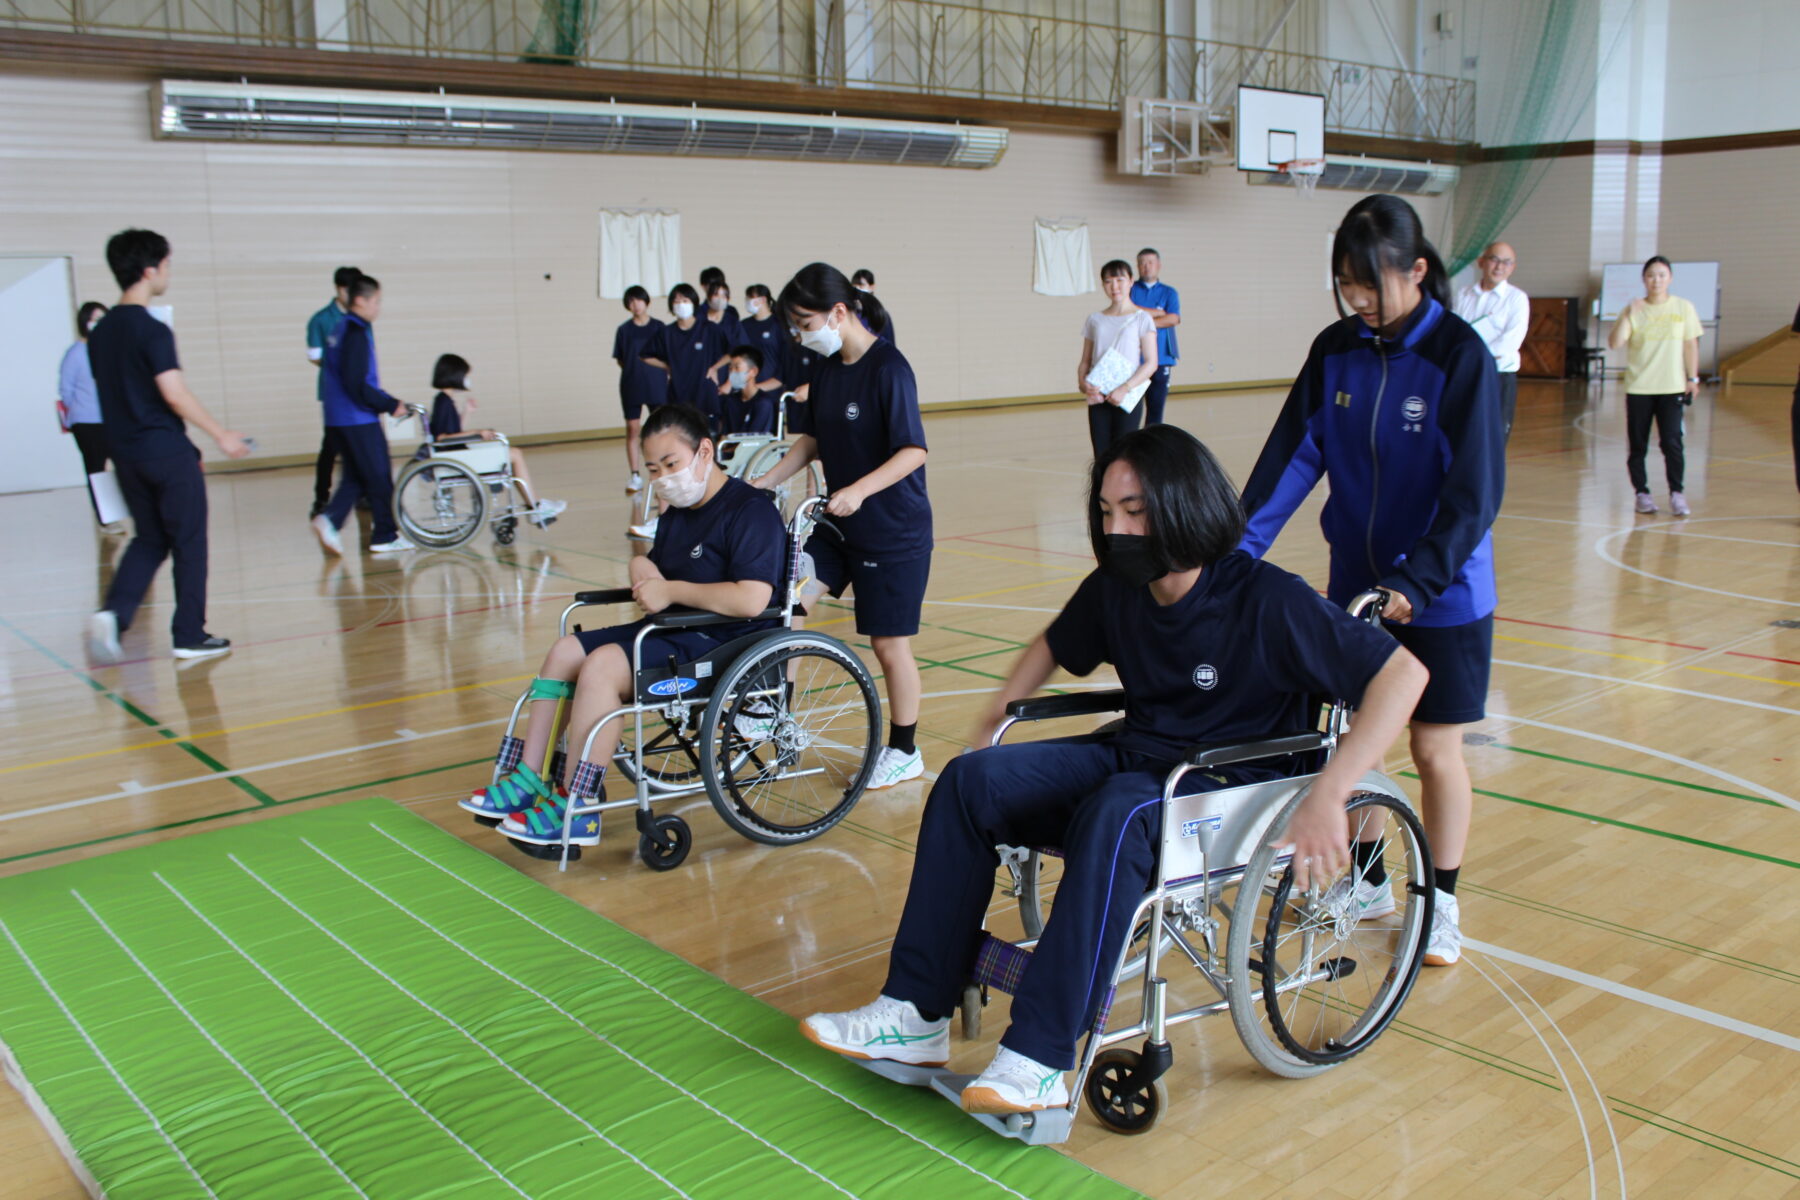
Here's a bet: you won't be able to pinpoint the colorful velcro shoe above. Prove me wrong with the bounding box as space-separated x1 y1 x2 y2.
500 791 601 848
460 762 556 821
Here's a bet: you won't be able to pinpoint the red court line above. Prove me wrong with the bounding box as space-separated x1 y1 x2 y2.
1726 650 1800 668
1494 615 1707 651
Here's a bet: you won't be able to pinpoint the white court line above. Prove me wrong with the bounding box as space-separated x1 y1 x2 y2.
69 890 371 1199
153 872 531 1198
228 852 692 1198
1464 938 1800 1054
923 600 1062 613
1638 528 1800 549
369 824 1039 1200
0 917 219 1198
1494 659 1800 717
1492 714 1799 814
1593 516 1800 608
300 838 861 1200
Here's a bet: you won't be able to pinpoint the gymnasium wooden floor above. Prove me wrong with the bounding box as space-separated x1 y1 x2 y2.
2 379 1796 1198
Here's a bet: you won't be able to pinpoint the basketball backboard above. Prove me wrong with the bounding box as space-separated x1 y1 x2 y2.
1236 85 1325 173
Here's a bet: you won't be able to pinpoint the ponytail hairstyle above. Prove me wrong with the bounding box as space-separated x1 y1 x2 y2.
779 262 889 336
745 283 772 302
850 268 876 289
641 402 712 451
1330 194 1449 331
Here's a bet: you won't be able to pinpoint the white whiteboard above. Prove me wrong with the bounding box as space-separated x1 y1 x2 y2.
1600 261 1719 322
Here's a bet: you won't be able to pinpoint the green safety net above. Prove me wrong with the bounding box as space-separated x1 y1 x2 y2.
525 0 591 63
0 798 1144 1199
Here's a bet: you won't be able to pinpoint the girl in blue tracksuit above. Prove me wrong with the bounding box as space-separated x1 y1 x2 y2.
1238 194 1505 969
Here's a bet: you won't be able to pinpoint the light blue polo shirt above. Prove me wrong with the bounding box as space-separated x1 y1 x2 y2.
1130 280 1180 366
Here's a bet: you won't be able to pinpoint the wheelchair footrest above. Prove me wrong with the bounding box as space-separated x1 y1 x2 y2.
927 1074 1074 1146
851 1059 947 1088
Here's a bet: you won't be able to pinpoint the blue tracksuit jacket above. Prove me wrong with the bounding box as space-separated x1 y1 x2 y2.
1238 295 1505 627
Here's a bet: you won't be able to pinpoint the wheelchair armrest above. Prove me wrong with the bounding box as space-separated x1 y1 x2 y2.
1004 690 1128 722
650 604 784 629
572 588 635 605
1184 731 1327 768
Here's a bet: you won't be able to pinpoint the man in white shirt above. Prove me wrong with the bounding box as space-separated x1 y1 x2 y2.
1453 242 1528 440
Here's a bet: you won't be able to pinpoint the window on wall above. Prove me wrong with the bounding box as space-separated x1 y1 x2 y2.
598 209 681 299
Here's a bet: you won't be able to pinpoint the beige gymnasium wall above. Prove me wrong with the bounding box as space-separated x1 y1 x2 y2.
0 70 1447 464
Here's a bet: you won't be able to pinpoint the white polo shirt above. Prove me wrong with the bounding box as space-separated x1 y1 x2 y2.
1453 279 1529 374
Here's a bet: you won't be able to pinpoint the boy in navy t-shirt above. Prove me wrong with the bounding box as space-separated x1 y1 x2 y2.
719 345 777 438
799 425 1427 1117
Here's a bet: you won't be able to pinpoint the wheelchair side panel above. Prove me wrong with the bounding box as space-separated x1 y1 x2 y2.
1159 769 1413 884
433 442 510 476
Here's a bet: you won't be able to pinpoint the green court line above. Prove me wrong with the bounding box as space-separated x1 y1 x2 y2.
1492 742 1780 808
0 615 274 807
1609 1098 1800 1172
1610 1104 1800 1180
1400 773 1800 870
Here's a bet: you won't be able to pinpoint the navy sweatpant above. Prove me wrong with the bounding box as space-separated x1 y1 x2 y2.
882 736 1238 1069
323 423 398 544
1142 364 1172 427
105 449 209 644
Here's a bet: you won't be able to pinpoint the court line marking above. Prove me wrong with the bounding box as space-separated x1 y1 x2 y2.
70 890 371 1199
229 852 692 1197
154 872 532 1197
1593 516 1800 608
300 839 861 1199
369 824 1039 1200
1493 659 1799 717
0 918 219 1198
1464 938 1800 1054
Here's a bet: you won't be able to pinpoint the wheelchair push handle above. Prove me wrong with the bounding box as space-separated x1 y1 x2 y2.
1348 589 1389 624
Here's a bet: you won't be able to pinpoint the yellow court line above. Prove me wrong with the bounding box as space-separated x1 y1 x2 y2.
2 673 532 776
1494 633 1798 689
1682 664 1800 690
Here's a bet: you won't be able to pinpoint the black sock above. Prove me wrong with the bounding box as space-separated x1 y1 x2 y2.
1435 865 1460 896
1352 838 1387 886
888 721 917 756
915 1006 946 1022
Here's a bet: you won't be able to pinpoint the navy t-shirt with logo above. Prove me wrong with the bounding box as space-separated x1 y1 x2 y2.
1044 551 1399 765
612 317 667 407
791 338 931 559
649 476 787 629
649 320 731 414
739 314 788 377
87 305 190 462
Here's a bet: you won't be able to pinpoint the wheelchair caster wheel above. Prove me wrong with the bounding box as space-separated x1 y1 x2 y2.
1085 1048 1165 1135
639 814 691 871
494 518 517 546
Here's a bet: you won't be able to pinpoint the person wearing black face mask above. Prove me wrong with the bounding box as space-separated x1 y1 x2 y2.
800 425 1427 1116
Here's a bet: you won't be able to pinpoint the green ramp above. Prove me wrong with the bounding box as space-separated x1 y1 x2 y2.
0 798 1144 1199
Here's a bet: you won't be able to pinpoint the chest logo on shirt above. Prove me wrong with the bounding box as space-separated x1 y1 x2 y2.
689 544 704 558
1335 390 1352 407
693 342 704 351
845 402 861 421
1192 664 1218 690
1400 396 1427 433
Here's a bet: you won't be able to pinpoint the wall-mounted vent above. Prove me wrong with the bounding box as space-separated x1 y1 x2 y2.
153 81 1008 169
1246 154 1459 195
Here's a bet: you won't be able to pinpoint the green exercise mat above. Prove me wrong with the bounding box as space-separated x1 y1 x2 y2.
0 798 1142 1199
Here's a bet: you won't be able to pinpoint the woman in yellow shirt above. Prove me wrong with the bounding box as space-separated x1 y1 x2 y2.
1608 255 1702 516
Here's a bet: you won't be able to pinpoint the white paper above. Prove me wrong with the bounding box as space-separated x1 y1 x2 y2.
88 471 127 525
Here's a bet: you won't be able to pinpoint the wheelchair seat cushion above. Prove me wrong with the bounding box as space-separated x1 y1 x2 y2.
431 440 510 476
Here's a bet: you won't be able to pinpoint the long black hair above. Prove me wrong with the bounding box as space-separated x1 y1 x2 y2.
778 263 889 337
1088 425 1244 571
1331 194 1449 331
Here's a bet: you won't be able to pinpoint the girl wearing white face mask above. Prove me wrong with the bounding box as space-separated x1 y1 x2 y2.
720 283 790 408
752 262 933 792
466 403 789 845
643 283 732 434
60 300 125 533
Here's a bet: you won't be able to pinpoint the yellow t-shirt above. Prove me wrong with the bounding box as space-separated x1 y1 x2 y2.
1621 296 1702 395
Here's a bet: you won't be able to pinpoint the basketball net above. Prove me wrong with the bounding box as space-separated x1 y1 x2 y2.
1279 158 1325 197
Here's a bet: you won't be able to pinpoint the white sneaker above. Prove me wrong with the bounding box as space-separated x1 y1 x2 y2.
312 515 343 556
86 610 121 663
733 700 778 742
865 746 924 790
961 1046 1069 1115
1669 491 1690 517
368 536 415 554
1424 889 1462 966
1315 873 1397 920
627 517 659 541
529 498 567 528
626 472 644 492
1634 492 1657 515
800 996 949 1066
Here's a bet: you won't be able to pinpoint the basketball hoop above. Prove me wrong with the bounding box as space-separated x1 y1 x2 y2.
1279 158 1326 197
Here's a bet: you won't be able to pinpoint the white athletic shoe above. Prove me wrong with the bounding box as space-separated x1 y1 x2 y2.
1424 889 1462 966
628 517 659 541
1669 491 1691 517
865 746 924 790
86 610 121 663
528 498 567 528
368 536 415 554
800 996 949 1066
626 472 644 493
960 1046 1069 1115
1315 873 1397 920
1633 492 1657 515
733 700 778 742
311 514 343 556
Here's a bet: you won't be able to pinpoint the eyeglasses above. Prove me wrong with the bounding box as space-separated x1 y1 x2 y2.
1482 257 1515 266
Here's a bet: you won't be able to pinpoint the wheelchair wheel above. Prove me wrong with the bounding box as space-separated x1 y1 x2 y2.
1225 790 1432 1078
639 813 691 871
697 631 880 844
742 443 826 524
394 457 487 549
614 721 707 791
1084 1047 1165 1135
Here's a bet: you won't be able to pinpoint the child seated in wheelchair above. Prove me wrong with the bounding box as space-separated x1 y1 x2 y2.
461 402 787 846
424 353 565 527
801 425 1428 1115
717 345 778 450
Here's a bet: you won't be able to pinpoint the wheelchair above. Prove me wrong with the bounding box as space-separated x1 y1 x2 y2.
632 392 825 534
392 404 543 549
860 591 1434 1143
489 495 881 872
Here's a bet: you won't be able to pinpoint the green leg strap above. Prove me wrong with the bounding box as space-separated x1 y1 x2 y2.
527 676 574 702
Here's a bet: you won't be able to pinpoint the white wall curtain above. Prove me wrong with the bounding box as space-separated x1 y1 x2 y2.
1033 218 1092 296
598 209 681 299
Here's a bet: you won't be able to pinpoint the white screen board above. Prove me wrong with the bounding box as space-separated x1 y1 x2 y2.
1236 85 1324 173
1600 261 1719 322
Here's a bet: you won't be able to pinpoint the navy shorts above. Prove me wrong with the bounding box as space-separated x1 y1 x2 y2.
574 619 731 671
1384 613 1493 725
620 388 658 423
806 535 930 638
